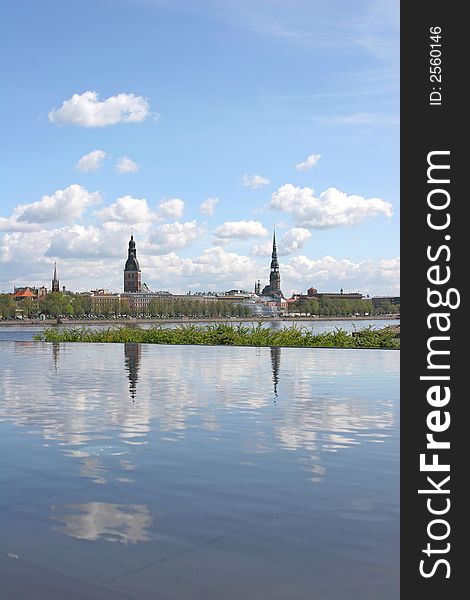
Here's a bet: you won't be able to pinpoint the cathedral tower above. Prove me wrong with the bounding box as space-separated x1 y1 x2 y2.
261 230 283 297
269 230 281 293
52 262 60 292
124 235 142 292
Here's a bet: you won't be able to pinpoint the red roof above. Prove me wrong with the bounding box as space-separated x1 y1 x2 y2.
13 289 36 298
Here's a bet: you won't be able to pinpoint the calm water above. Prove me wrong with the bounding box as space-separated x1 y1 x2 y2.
0 342 399 599
0 318 399 341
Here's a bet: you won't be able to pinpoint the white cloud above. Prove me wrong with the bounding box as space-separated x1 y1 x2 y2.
281 227 312 253
95 195 153 224
158 198 185 219
269 184 393 228
0 221 399 296
76 150 107 172
252 227 312 257
199 197 219 216
46 223 145 261
0 231 52 266
242 174 271 189
47 225 108 259
0 216 40 233
48 91 150 127
214 220 268 242
148 220 204 253
16 184 101 224
115 156 139 174
283 255 400 297
144 246 259 290
295 153 321 171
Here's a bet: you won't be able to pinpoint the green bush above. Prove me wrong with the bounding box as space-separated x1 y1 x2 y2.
34 324 400 349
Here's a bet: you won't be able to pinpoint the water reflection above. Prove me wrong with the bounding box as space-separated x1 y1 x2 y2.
0 342 398 490
52 502 154 543
52 342 60 373
0 341 399 597
124 343 141 400
270 346 281 400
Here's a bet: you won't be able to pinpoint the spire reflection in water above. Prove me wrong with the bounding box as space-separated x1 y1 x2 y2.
270 346 281 401
52 341 59 373
124 343 141 401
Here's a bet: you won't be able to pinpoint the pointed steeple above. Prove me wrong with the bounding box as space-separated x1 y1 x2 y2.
270 229 279 269
52 262 60 292
261 228 283 297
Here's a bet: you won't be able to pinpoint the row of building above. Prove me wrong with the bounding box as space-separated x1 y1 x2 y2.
7 233 399 316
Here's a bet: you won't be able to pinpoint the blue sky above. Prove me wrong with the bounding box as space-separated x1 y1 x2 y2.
0 0 399 295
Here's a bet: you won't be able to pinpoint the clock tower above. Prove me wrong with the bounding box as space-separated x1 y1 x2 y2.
124 235 142 292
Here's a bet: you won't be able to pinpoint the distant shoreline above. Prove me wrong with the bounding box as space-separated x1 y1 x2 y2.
0 315 399 327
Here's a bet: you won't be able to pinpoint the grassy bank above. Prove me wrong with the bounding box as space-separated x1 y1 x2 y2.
34 324 400 349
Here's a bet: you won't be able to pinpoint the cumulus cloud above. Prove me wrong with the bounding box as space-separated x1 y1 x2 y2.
158 198 185 219
46 222 146 262
16 185 101 224
0 216 41 233
214 220 268 242
242 174 271 189
269 184 393 228
295 153 321 171
283 255 400 296
144 246 259 290
115 156 139 174
48 91 150 127
47 225 107 259
199 197 219 216
0 221 400 295
0 231 53 266
95 195 153 224
252 227 312 256
76 150 107 172
148 220 204 253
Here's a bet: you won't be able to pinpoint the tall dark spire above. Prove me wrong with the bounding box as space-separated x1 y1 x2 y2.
270 229 279 270
269 230 281 293
52 262 60 292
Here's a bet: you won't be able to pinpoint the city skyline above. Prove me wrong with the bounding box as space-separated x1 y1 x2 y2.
0 0 399 296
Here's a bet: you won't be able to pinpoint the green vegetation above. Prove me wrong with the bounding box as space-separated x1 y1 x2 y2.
7 293 251 319
287 296 399 317
4 290 399 320
34 324 400 349
0 294 16 318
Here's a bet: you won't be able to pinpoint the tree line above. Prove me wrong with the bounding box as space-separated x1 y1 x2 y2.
0 293 252 319
1 292 399 319
287 297 399 316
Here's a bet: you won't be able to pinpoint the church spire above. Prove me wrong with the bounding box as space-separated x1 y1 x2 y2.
124 233 142 293
268 229 281 294
271 229 279 270
52 262 60 292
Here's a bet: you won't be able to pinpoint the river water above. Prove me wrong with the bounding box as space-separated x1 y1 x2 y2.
0 341 399 599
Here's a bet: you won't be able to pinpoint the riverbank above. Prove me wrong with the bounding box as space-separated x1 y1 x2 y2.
34 324 400 349
1 315 399 327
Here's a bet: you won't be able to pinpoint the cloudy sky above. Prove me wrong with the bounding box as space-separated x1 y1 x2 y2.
0 0 399 296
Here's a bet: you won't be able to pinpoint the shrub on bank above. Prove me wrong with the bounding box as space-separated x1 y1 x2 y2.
34 324 400 349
